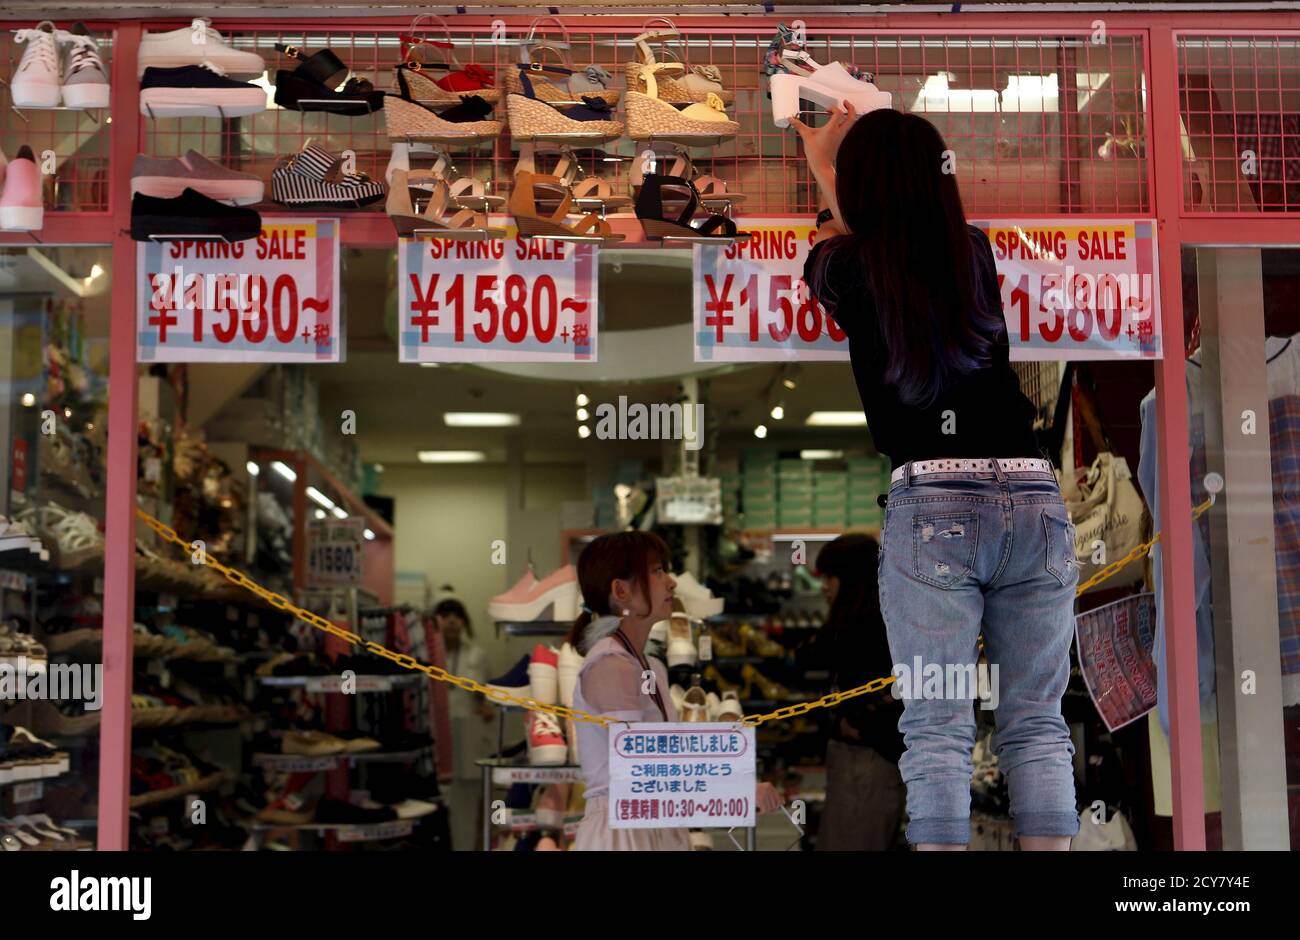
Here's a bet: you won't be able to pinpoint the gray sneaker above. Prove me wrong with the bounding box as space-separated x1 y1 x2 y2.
130 149 264 206
58 23 109 109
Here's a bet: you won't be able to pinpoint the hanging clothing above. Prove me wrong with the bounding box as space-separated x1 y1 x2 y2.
1137 333 1300 736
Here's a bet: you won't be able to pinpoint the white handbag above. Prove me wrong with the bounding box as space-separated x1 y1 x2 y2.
1061 452 1146 592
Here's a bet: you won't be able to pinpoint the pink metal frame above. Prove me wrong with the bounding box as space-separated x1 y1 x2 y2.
4 9 1296 852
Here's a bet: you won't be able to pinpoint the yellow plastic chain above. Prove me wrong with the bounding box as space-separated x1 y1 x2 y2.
134 495 1213 729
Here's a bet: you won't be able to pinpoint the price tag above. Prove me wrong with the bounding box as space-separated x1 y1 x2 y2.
335 820 414 842
507 810 537 832
398 228 598 363
12 780 44 803
698 635 713 662
693 220 847 363
306 517 364 588
608 723 756 829
975 219 1161 360
137 218 341 363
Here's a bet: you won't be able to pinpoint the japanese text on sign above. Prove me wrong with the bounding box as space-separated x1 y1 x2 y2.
398 224 597 363
608 724 755 829
137 219 340 363
974 219 1161 360
693 220 847 363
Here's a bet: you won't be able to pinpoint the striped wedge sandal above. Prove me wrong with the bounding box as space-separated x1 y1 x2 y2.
387 170 505 240
383 94 502 143
271 144 387 208
509 170 624 243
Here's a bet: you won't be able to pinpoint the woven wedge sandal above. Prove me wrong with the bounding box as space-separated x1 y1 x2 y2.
383 94 502 143
625 89 738 141
505 93 622 143
509 170 624 243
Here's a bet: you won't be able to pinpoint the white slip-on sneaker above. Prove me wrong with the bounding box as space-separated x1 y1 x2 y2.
11 22 62 108
557 642 584 708
138 20 267 79
666 613 697 668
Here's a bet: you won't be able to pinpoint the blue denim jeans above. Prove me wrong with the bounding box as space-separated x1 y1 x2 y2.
879 462 1080 845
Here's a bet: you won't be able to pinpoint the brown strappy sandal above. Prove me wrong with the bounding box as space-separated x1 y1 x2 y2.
508 170 624 243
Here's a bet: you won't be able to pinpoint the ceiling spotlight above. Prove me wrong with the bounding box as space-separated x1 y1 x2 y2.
364 528 376 541
576 391 590 407
782 377 797 390
576 407 590 421
373 464 384 473
63 407 71 418
314 509 326 520
246 461 260 477
770 404 785 420
272 460 297 482
753 424 768 439
578 425 591 439
20 393 34 407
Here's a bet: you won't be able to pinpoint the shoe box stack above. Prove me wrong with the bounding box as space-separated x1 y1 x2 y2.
847 456 888 530
811 467 848 530
776 458 814 530
740 450 778 530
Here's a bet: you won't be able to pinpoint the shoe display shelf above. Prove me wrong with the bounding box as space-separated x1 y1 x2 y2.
246 818 418 844
477 758 583 850
128 770 226 810
252 745 430 773
259 672 423 691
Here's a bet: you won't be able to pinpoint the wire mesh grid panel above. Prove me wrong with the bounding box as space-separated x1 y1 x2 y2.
132 22 1150 218
1178 35 1300 213
1 25 113 214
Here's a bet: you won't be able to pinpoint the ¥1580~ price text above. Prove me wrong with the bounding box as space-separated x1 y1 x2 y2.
408 272 591 348
702 273 845 344
147 272 331 347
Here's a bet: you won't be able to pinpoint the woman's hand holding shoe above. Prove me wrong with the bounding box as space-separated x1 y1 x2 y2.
789 100 857 172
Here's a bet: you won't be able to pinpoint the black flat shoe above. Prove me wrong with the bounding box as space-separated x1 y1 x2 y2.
272 70 384 114
130 188 262 242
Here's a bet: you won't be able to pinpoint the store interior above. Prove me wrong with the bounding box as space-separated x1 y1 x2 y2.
0 11 1297 853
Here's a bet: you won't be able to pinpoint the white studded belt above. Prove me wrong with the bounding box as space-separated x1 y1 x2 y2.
890 457 1055 485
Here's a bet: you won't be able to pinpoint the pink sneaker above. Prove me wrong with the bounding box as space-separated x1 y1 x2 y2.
486 571 537 621
526 710 567 766
527 644 559 704
488 565 578 622
0 146 44 232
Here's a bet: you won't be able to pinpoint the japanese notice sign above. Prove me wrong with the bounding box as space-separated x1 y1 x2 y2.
398 223 598 363
137 218 341 363
973 219 1161 361
693 219 847 363
306 517 363 588
608 723 756 829
692 217 1160 363
1074 592 1158 731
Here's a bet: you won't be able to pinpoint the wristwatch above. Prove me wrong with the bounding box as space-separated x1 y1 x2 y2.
815 208 834 228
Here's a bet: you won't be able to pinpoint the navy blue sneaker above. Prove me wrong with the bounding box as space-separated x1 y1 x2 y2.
485 653 531 697
140 64 267 118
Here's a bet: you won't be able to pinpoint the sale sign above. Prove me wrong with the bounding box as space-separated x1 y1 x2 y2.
398 221 597 363
137 218 340 363
306 517 363 588
693 218 848 363
974 219 1161 361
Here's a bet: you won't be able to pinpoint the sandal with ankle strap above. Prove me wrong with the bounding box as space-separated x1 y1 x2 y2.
387 170 505 240
509 170 624 243
635 173 749 242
